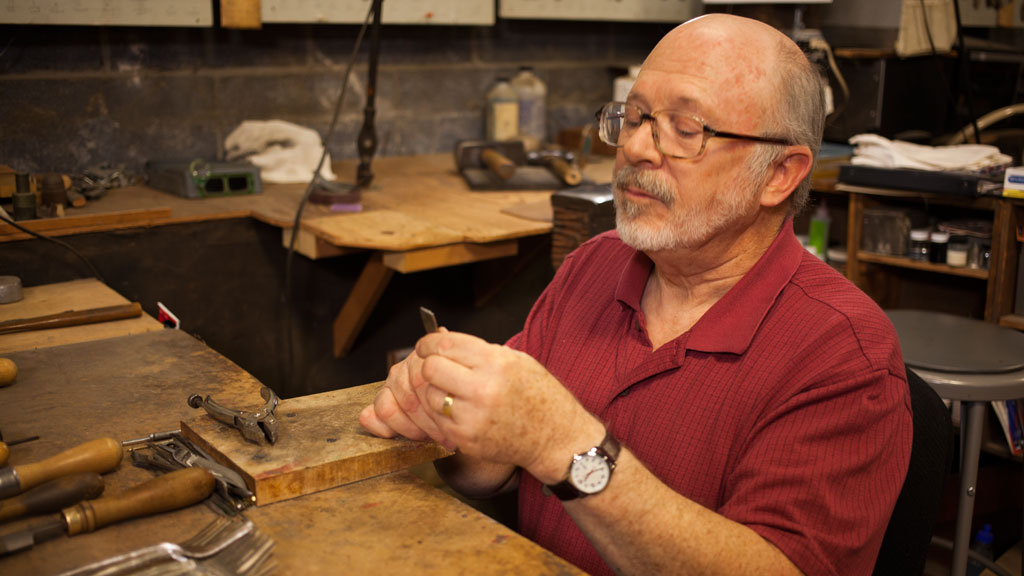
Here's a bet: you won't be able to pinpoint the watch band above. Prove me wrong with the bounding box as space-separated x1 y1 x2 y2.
543 430 621 501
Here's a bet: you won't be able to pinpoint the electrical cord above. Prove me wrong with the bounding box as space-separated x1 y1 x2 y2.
917 0 963 141
951 0 982 144
808 36 850 125
283 2 376 392
0 207 105 283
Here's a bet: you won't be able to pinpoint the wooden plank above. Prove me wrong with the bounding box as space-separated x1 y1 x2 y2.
846 193 865 289
65 184 266 226
333 254 395 357
0 279 161 354
307 209 466 251
247 155 557 252
382 240 518 273
0 207 172 242
1000 314 1024 331
991 199 1020 320
281 228 360 260
220 0 262 29
180 382 452 506
856 252 991 280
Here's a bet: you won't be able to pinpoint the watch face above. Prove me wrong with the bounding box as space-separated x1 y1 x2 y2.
569 452 611 494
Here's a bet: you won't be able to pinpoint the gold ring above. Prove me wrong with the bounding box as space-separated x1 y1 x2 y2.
442 395 454 418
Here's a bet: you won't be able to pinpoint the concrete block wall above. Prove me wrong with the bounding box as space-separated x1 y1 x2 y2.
0 20 670 176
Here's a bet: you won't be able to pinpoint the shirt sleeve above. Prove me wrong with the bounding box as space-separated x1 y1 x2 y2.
718 367 913 576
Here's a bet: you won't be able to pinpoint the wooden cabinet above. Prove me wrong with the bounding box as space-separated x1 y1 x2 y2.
838 183 1022 324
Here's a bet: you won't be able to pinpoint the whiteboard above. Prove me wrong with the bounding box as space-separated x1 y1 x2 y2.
500 0 699 22
262 0 495 25
0 0 213 26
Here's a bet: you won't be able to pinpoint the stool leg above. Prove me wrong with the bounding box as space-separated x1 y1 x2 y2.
951 401 986 576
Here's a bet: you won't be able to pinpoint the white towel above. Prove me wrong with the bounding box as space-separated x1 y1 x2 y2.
849 133 1011 173
225 120 336 184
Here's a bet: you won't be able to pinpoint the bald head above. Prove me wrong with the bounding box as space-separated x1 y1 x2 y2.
638 14 825 213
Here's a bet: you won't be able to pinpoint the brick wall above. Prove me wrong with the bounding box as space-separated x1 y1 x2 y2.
0 20 669 176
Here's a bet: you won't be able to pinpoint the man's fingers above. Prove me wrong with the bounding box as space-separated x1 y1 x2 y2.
359 404 398 438
420 352 480 399
415 331 492 370
370 386 431 441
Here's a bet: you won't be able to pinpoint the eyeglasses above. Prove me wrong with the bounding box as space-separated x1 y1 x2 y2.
595 101 793 160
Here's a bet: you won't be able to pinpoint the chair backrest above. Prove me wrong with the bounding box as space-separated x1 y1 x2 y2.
872 365 954 576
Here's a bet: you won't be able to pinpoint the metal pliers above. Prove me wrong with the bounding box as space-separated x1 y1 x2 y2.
188 386 280 445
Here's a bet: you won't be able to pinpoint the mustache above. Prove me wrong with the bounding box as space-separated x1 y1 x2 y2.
613 166 674 204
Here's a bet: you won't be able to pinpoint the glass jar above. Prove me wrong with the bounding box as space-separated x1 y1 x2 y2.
909 229 929 261
929 231 949 264
947 239 969 267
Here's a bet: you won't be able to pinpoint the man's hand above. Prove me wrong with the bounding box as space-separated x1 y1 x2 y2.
359 340 452 450
415 331 603 485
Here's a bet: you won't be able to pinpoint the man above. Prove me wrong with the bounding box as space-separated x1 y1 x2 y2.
361 14 912 576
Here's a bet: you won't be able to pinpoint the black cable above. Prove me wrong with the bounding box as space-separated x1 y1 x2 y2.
952 0 982 144
0 210 105 283
283 3 377 392
915 0 963 145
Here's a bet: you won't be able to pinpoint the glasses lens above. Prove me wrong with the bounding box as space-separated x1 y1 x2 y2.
598 103 706 159
598 103 626 147
660 113 704 158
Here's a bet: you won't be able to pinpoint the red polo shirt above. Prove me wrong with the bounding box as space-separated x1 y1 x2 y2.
508 224 912 576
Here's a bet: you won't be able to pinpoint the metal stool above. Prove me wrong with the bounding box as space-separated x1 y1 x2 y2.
887 310 1024 576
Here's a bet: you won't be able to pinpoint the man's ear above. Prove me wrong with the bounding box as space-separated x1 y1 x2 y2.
760 145 813 208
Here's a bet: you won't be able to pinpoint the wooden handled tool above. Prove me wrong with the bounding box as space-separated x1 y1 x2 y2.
0 472 104 523
0 302 143 336
0 443 7 468
0 437 123 499
542 156 582 186
527 150 582 186
0 468 215 555
0 358 16 387
64 467 215 535
480 148 517 180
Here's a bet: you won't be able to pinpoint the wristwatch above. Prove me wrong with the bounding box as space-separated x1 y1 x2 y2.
543 430 621 501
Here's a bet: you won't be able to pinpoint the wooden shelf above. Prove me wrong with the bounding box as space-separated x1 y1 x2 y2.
999 314 1024 331
856 252 991 279
844 185 1019 322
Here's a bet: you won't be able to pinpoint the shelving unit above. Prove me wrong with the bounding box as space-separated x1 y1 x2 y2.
838 183 1021 323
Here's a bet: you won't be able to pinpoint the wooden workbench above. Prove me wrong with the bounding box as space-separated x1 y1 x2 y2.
0 328 583 575
0 154 613 357
0 278 162 355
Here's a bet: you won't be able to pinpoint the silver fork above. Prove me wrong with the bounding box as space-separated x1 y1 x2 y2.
60 517 260 576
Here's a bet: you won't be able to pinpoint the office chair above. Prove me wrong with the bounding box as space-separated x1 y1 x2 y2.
872 365 954 576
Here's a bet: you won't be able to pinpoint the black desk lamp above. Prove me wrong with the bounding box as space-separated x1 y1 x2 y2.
310 0 383 205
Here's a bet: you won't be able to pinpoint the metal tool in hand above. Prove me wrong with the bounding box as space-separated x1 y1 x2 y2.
419 306 438 334
188 386 280 445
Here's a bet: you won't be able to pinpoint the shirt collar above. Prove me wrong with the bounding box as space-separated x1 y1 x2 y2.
614 221 804 355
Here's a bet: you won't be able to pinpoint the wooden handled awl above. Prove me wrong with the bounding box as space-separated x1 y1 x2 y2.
0 467 215 555
0 357 16 387
0 302 143 336
0 472 104 523
0 437 123 500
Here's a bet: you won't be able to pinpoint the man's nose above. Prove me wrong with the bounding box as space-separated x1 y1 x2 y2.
620 120 663 167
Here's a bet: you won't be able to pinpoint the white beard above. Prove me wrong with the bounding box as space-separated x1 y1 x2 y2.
613 165 758 252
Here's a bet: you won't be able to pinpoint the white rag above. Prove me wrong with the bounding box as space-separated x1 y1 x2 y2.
225 119 336 184
849 134 1011 173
